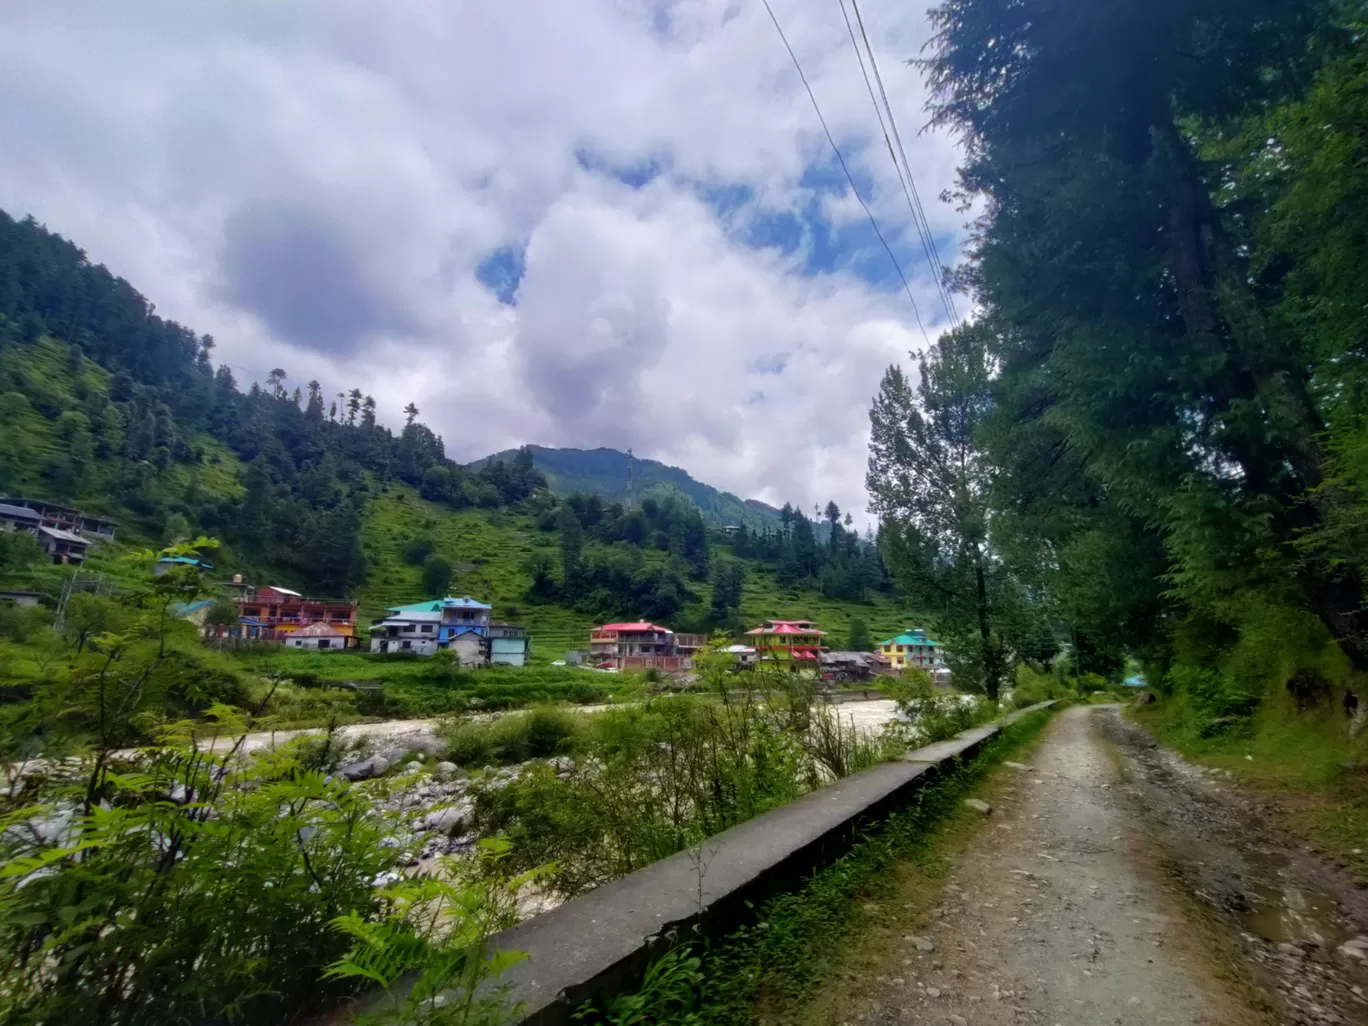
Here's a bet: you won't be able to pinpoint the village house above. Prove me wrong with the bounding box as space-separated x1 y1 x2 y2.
745 618 826 666
206 584 358 646
0 498 116 540
0 502 90 565
285 622 353 651
878 629 949 680
819 650 892 683
370 600 444 656
588 621 695 671
490 622 531 667
722 643 757 668
369 595 528 666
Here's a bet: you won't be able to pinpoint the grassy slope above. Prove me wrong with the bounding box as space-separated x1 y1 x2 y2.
1 338 922 670
1133 693 1368 877
356 488 920 661
0 336 245 546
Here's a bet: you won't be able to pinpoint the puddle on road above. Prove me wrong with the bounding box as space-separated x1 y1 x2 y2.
1237 841 1352 948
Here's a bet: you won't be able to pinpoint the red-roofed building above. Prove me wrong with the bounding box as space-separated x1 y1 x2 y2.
215 584 358 646
745 618 826 666
588 621 694 671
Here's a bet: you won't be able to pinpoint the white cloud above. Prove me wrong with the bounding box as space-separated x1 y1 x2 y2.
0 0 964 525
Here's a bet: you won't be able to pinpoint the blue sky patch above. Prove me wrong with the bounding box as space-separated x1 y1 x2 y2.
476 245 526 305
575 147 663 188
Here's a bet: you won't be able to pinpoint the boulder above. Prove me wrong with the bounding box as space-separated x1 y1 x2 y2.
435 761 461 778
339 756 390 781
421 801 474 834
963 798 993 816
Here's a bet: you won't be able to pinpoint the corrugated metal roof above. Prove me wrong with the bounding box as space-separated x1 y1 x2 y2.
597 621 673 633
38 525 87 544
0 503 42 521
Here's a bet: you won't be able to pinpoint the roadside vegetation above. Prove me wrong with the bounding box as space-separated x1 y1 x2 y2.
573 704 1057 1025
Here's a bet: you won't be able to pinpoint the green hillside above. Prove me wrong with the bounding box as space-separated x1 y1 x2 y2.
357 487 915 659
474 445 783 530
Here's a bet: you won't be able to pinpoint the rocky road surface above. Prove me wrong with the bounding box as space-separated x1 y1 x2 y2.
846 704 1368 1026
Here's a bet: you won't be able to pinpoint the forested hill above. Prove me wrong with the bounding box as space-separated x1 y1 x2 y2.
473 445 783 530
0 209 908 638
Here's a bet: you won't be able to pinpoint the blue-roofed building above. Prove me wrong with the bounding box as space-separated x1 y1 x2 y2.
438 596 492 646
369 595 500 662
155 556 215 576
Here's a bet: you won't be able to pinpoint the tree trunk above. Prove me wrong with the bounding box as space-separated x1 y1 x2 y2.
1153 115 1368 673
975 558 999 701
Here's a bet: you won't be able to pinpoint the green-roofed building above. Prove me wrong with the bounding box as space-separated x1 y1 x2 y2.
877 628 946 674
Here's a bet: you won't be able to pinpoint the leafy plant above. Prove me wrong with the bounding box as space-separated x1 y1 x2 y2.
329 837 550 1026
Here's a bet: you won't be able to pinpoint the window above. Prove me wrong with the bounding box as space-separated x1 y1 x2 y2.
401 640 412 650
421 624 433 633
403 624 416 633
318 639 331 650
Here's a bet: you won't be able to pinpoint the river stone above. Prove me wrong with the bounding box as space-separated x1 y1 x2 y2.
405 760 424 773
339 755 390 781
422 801 474 834
1338 936 1368 960
905 935 935 952
963 798 993 815
435 761 460 777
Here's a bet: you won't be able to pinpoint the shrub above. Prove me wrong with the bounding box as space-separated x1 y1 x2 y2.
0 737 398 1025
1166 663 1261 719
441 705 583 767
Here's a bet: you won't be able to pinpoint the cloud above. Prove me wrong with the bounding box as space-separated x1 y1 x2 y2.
0 0 965 525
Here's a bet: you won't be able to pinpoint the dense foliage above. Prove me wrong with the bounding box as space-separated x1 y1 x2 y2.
0 207 546 593
869 0 1368 719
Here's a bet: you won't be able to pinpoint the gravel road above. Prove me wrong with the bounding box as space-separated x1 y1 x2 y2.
845 703 1368 1026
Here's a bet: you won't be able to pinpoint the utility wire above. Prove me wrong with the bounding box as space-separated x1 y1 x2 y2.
759 0 930 347
843 0 960 328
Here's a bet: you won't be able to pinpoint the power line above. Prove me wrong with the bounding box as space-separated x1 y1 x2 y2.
759 0 930 347
842 0 961 329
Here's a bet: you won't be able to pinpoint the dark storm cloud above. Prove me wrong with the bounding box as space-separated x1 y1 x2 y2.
217 200 411 354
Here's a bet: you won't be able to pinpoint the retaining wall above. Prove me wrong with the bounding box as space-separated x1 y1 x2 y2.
490 700 1056 1025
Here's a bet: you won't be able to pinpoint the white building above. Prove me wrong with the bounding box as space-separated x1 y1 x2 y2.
369 600 443 655
286 622 352 651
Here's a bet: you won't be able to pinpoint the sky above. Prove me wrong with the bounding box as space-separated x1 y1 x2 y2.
0 0 965 525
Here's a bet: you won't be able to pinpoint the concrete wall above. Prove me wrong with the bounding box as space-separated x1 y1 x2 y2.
481 701 1056 1025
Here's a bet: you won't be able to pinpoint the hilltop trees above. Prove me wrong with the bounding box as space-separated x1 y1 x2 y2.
868 324 1009 699
870 0 1368 708
0 209 550 595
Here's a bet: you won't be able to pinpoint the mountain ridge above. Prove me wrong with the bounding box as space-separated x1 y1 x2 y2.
472 445 784 529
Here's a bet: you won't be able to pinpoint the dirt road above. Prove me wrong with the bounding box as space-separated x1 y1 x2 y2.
843 704 1368 1026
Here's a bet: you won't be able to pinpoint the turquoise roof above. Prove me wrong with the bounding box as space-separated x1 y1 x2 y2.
880 630 941 647
158 556 215 569
387 600 444 614
386 595 492 614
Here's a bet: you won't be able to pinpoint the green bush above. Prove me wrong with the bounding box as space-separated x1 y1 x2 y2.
1166 663 1261 719
0 738 397 1025
1011 663 1071 708
442 705 583 767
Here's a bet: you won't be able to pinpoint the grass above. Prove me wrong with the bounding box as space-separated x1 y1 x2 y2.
576 704 1059 1025
1132 691 1368 877
358 486 923 662
0 336 245 547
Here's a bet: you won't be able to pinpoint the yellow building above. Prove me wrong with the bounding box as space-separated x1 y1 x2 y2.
878 629 945 672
